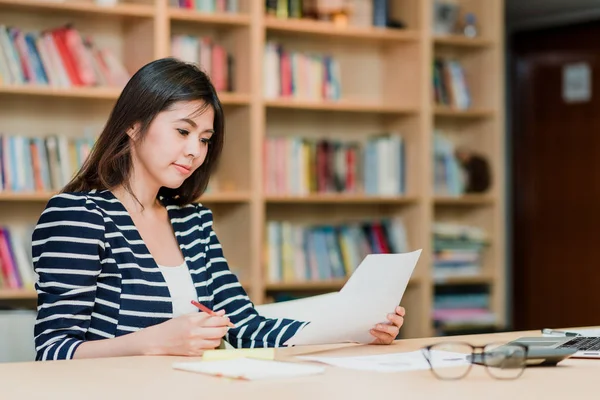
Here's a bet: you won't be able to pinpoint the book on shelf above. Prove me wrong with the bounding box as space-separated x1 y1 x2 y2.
0 225 36 291
171 0 239 13
433 284 496 335
265 216 408 283
0 133 96 193
433 130 466 197
432 222 488 280
264 133 405 196
432 57 471 109
266 0 302 19
0 24 130 88
267 0 382 29
171 34 235 92
263 40 341 101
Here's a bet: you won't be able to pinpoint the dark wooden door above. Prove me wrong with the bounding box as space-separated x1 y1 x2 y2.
512 22 600 330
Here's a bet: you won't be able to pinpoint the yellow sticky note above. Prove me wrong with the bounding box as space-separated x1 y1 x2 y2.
202 348 276 362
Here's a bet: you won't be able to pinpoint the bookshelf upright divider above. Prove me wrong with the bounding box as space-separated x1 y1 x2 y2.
249 1 267 304
0 0 505 339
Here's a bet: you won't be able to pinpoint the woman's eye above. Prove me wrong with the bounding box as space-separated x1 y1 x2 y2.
177 128 189 136
201 138 211 145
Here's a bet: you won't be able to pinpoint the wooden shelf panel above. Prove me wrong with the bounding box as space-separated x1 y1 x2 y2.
266 98 418 114
265 17 420 42
433 35 494 48
0 85 123 100
0 192 54 202
266 277 421 291
0 289 36 300
266 194 419 205
434 106 495 118
0 0 154 17
169 7 250 25
434 195 495 206
433 274 495 285
266 279 348 291
198 192 252 203
218 92 251 105
0 191 252 203
0 85 250 105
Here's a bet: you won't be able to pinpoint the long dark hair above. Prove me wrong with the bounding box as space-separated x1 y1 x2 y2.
62 57 225 206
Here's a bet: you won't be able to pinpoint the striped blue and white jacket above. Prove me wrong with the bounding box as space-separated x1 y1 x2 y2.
32 189 307 361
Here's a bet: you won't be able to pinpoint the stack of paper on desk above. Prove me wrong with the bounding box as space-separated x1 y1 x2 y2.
298 350 469 373
173 358 325 380
285 249 422 346
202 348 275 361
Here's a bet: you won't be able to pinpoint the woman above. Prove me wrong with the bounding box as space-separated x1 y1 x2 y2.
32 58 406 361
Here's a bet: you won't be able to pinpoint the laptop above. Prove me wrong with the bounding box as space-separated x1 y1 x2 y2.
509 336 600 359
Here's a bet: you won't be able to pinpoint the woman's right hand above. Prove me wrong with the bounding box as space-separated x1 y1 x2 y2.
142 310 231 356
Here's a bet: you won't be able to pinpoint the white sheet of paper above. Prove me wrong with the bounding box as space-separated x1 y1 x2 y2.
173 358 326 380
285 250 422 346
298 350 469 373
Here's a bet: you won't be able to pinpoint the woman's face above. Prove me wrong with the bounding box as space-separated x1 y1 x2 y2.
130 100 215 190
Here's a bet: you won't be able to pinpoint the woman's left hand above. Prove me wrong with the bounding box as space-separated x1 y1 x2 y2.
370 306 405 345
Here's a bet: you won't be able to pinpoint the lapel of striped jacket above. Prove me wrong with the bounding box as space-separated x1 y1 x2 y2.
165 201 213 309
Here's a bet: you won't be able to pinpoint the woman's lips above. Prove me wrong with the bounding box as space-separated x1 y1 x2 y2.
173 163 192 174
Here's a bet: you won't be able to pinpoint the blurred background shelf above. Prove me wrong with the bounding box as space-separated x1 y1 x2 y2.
265 16 420 42
265 279 348 292
0 85 124 100
0 191 252 203
265 194 419 205
0 0 154 17
433 34 495 48
434 195 496 206
433 106 496 118
264 98 418 114
0 289 36 300
168 7 251 25
0 0 506 341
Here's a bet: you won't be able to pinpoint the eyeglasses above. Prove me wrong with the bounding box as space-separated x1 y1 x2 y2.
421 341 529 380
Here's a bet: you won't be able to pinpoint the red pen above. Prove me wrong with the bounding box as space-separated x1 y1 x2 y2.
191 300 235 328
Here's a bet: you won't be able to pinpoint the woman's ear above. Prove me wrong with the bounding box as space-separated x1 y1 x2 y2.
126 123 141 140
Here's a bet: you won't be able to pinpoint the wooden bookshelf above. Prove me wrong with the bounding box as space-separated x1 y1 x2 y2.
434 195 496 206
430 0 505 337
199 192 252 203
0 86 250 105
265 279 348 292
264 16 420 42
0 191 252 203
168 7 251 25
433 34 494 48
0 289 36 300
0 85 124 100
434 106 496 118
0 0 506 340
265 195 419 205
264 98 418 114
266 277 422 292
0 192 55 202
0 0 154 17
433 274 495 286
